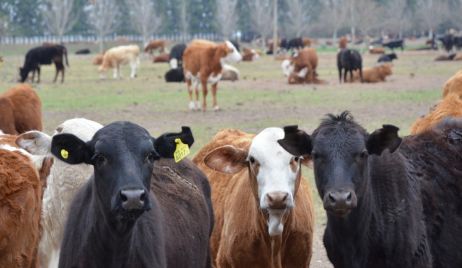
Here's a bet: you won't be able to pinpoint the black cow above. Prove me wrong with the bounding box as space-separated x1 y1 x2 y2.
53 122 213 268
19 45 69 83
165 68 185 82
378 53 398 63
439 34 455 53
75 48 91 55
337 49 363 83
383 39 404 51
169 43 187 69
280 37 304 51
278 112 462 268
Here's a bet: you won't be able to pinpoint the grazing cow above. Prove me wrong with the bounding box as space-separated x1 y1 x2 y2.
348 63 392 83
75 49 91 55
242 47 260 61
337 49 363 83
0 132 52 268
19 45 69 83
442 70 462 98
169 43 187 69
410 93 462 134
369 46 385 54
0 84 42 134
92 54 104 65
54 123 213 268
153 53 170 63
99 45 140 79
165 68 185 82
144 40 166 54
439 34 455 53
221 64 239 81
383 39 404 51
183 39 242 111
378 53 398 63
193 128 314 267
16 118 103 268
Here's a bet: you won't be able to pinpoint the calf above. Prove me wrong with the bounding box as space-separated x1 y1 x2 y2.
144 40 166 54
0 133 52 268
99 45 140 79
19 45 69 83
349 64 392 83
279 111 462 267
0 84 42 134
242 47 260 62
54 123 213 268
16 118 103 268
377 53 398 63
337 49 363 83
183 39 242 111
286 48 320 84
193 128 314 267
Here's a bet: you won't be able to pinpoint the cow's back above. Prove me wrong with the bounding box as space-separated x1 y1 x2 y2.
183 40 217 76
151 158 213 268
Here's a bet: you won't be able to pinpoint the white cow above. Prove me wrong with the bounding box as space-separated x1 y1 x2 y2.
98 44 140 79
16 118 103 268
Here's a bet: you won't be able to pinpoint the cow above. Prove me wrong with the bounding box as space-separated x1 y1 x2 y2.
75 49 91 55
410 93 462 134
242 47 260 62
369 46 385 54
283 48 321 84
278 112 462 267
442 70 462 98
439 34 455 53
183 39 242 111
434 53 457 61
339 37 348 49
92 54 104 65
378 53 398 63
19 45 69 83
337 49 363 83
0 132 52 268
16 118 103 268
221 64 239 81
169 43 187 69
98 45 140 79
53 123 213 268
144 40 167 54
193 128 314 268
348 63 392 83
383 39 404 51
165 68 185 82
153 53 170 63
0 84 42 135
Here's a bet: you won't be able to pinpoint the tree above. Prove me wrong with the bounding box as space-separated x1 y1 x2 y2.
42 0 78 40
284 0 314 38
351 0 383 38
87 0 119 53
249 0 273 41
382 0 411 38
0 0 44 35
417 0 449 38
319 0 348 41
125 0 161 46
178 0 189 35
216 0 238 38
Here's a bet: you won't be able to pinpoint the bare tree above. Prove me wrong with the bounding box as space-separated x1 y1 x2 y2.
216 0 238 39
417 0 449 38
352 0 383 38
178 0 189 36
87 0 119 53
285 0 313 38
249 0 273 42
382 0 411 39
125 0 161 46
319 0 348 42
41 0 78 40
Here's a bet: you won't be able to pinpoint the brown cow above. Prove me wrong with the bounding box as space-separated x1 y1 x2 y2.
144 40 166 54
442 70 462 98
242 47 260 61
0 133 52 268
348 64 393 83
410 93 462 134
339 37 348 49
193 128 314 268
183 39 242 111
302 37 312 47
369 46 385 54
0 84 42 135
283 48 322 84
153 53 170 63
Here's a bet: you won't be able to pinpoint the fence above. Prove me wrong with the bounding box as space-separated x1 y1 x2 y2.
0 33 224 45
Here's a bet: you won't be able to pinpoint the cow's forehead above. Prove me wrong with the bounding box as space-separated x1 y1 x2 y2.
92 122 151 149
225 41 236 51
249 128 292 161
314 127 366 152
55 118 103 142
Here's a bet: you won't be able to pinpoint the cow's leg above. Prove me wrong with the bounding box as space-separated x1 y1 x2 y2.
359 67 363 83
200 78 208 112
349 69 353 83
211 83 219 111
194 81 200 111
130 61 136 78
36 66 41 83
186 78 195 111
344 69 348 83
338 67 342 83
61 65 65 83
113 66 118 79
31 69 36 83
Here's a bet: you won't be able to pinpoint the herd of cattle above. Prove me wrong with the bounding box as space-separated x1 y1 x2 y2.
1 59 462 267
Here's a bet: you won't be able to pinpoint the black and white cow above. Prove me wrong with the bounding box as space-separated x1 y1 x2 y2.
53 122 213 268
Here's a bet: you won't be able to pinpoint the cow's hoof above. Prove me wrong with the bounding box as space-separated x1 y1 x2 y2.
213 106 220 112
188 102 196 111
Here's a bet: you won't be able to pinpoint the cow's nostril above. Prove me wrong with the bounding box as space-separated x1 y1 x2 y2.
346 192 352 202
140 192 146 202
328 193 336 203
120 191 128 202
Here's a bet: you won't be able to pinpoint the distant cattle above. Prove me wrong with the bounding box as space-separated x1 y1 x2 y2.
337 49 363 83
54 123 213 267
165 68 185 82
144 40 166 54
99 44 140 79
348 63 392 83
16 118 103 268
241 47 260 61
75 48 91 55
0 132 52 268
169 43 187 69
221 64 239 81
439 34 455 53
383 39 404 51
193 128 314 267
153 53 170 63
278 111 462 267
284 48 322 84
339 37 348 49
183 39 242 111
369 46 385 54
378 52 398 63
19 45 69 83
434 53 457 61
0 84 42 135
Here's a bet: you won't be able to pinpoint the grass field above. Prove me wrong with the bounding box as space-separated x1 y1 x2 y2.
0 42 460 267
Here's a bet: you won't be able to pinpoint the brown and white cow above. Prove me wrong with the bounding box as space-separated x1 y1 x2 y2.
183 39 242 111
282 48 321 84
193 128 314 268
242 47 260 62
144 40 167 54
0 133 52 268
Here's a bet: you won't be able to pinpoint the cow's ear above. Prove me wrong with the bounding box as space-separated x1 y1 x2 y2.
154 126 194 158
51 133 92 164
278 125 312 157
16 131 52 155
366 125 402 155
204 145 247 174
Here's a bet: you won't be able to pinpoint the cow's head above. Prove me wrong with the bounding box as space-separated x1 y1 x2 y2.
204 127 308 236
50 122 194 227
217 41 242 64
278 112 402 218
19 67 28 82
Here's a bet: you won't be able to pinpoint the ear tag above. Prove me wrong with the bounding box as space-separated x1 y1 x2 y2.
60 149 69 159
174 138 190 163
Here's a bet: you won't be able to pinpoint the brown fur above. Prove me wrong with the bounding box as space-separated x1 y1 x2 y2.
144 40 166 54
193 129 314 268
302 38 312 47
442 70 462 98
454 54 462 61
410 93 462 134
0 84 42 135
339 37 348 49
288 48 322 84
153 53 170 63
369 47 385 54
348 64 392 83
242 48 258 62
92 54 104 66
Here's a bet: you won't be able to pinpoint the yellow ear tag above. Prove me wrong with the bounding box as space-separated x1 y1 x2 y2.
174 138 190 163
60 149 69 159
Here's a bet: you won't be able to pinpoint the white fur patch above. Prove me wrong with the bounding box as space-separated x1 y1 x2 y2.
281 60 294 77
224 41 242 63
267 210 286 236
0 144 46 171
169 58 178 69
208 73 222 84
297 67 308 78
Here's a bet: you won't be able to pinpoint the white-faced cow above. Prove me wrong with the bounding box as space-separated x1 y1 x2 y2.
53 122 213 268
279 112 462 267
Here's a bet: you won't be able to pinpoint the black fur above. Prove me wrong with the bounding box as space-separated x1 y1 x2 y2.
75 48 91 55
378 53 398 63
54 122 213 268
383 39 404 51
165 68 185 82
337 49 363 83
169 43 187 67
19 45 69 83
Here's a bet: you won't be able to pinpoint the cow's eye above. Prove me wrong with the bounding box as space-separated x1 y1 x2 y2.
146 151 158 163
293 156 300 162
248 156 256 164
92 154 107 166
